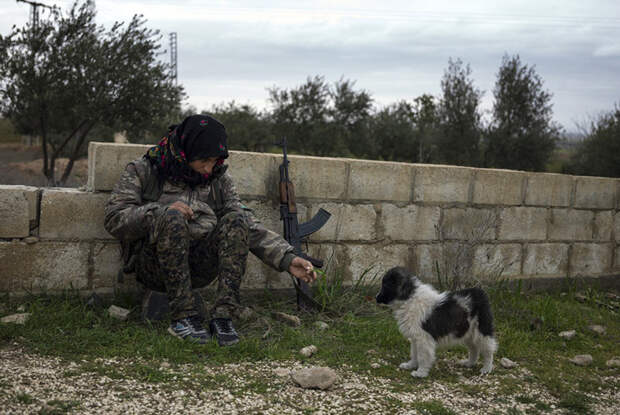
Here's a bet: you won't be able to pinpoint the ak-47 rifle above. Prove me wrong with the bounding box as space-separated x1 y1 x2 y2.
277 138 331 311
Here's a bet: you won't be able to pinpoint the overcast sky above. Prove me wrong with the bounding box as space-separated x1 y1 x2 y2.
2 0 619 132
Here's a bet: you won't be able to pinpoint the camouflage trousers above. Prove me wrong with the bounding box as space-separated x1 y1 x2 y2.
136 208 249 320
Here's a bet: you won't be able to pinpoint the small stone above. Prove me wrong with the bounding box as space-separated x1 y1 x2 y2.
273 368 291 377
16 305 26 312
588 325 606 335
291 366 338 390
23 236 38 244
559 330 576 340
574 293 587 303
108 305 130 321
366 349 377 355
300 345 318 357
370 363 381 369
0 313 31 325
605 358 620 367
314 321 329 330
569 354 593 366
160 361 171 369
272 312 301 327
500 357 518 368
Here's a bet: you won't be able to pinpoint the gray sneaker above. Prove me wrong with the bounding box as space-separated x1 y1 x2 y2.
168 315 210 344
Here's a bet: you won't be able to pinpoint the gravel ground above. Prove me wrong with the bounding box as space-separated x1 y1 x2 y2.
2 346 619 415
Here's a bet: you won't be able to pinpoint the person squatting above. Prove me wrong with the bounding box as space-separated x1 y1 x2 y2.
104 114 317 346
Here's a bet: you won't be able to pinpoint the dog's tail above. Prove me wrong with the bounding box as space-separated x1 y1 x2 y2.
460 288 494 337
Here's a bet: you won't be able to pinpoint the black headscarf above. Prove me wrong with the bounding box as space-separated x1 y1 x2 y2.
145 114 229 186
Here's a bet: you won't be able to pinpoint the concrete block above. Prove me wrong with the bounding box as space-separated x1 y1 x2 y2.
574 176 617 209
287 154 347 200
615 212 620 242
381 204 440 241
499 207 547 241
347 159 413 202
39 189 111 240
472 169 525 205
473 244 522 278
309 203 376 241
549 209 593 241
244 253 271 290
92 242 122 290
346 244 410 284
614 245 620 270
525 173 572 207
523 243 569 277
0 241 89 293
570 243 613 276
412 164 473 203
594 211 613 241
307 203 343 241
228 151 279 198
88 142 149 191
441 208 496 240
244 200 285 235
413 244 443 282
0 185 39 238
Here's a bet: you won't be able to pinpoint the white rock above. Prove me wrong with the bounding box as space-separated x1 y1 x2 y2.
500 357 518 368
588 325 606 335
559 330 576 339
569 354 593 366
314 321 329 330
108 305 130 321
300 345 318 357
291 367 338 390
370 363 381 369
0 313 31 325
605 359 620 368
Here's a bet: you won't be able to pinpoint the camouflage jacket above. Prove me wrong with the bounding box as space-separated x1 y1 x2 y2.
104 157 296 273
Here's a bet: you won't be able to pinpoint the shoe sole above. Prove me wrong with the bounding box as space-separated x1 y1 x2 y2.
168 327 209 344
217 337 240 347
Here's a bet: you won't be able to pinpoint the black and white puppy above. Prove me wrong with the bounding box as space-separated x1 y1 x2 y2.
376 266 497 378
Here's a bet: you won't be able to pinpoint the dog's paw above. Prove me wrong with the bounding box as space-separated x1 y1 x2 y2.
458 359 476 368
410 369 429 378
399 361 417 370
479 365 493 375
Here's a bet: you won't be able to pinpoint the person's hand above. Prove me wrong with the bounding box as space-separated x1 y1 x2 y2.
288 256 317 284
168 201 194 219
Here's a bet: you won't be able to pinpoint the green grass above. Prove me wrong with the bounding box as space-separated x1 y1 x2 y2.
0 282 618 413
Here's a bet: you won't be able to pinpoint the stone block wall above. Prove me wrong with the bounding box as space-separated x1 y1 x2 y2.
0 142 618 296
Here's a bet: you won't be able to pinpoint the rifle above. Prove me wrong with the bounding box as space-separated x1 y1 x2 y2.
277 138 331 311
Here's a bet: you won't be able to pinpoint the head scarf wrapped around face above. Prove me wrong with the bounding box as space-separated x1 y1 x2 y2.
145 114 229 185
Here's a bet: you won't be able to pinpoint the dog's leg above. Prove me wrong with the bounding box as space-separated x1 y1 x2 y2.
399 339 418 370
459 338 479 368
479 336 497 375
410 336 435 378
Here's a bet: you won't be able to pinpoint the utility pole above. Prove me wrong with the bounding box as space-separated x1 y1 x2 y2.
169 32 178 85
16 0 54 31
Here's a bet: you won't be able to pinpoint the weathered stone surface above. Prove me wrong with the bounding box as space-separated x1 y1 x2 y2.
244 253 272 290
0 185 38 238
569 354 593 366
39 189 111 240
525 173 572 207
412 164 473 203
574 176 617 209
108 305 130 321
441 208 496 240
244 200 284 234
588 325 606 335
87 142 149 191
300 345 318 357
0 241 89 293
593 211 613 241
0 313 31 325
499 207 547 241
381 204 440 241
615 212 620 242
548 209 593 241
287 154 347 200
291 366 338 390
347 159 413 202
500 357 518 368
606 359 620 367
523 244 569 277
570 243 613 276
227 151 278 198
91 242 123 291
559 330 576 340
473 244 522 278
272 312 301 326
346 244 410 284
472 169 525 205
412 244 443 282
